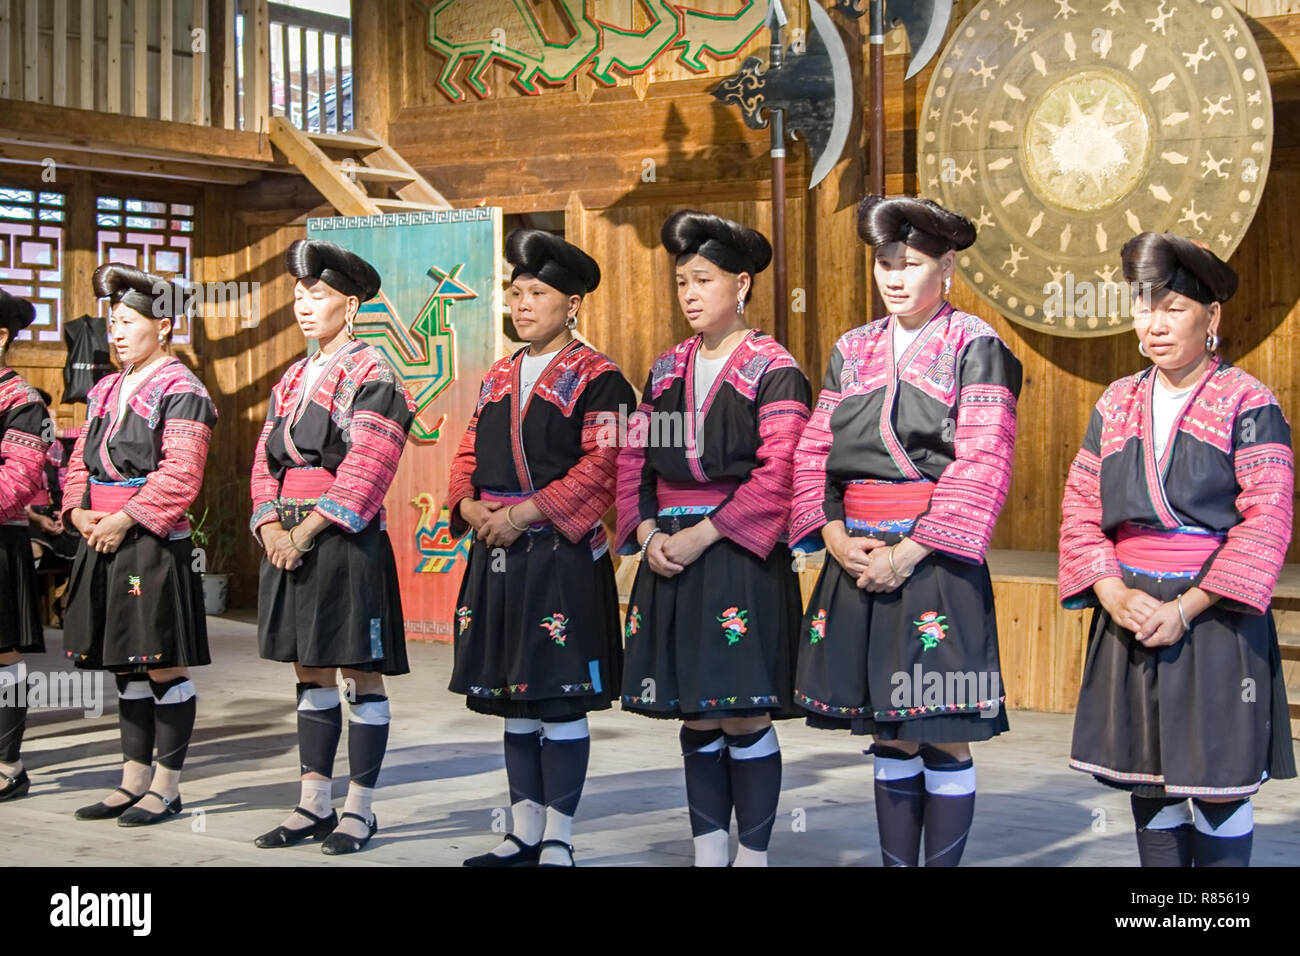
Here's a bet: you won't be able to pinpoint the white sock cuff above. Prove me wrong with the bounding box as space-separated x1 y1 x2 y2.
348 698 391 725
0 661 27 685
542 717 589 741
873 754 924 780
301 779 332 797
1193 800 1254 838
297 685 340 711
924 764 976 796
505 717 543 735
118 680 154 701
342 783 375 814
728 727 779 760
1146 801 1194 830
155 679 196 705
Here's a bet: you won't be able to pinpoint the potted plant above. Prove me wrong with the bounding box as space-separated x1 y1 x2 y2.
187 490 239 616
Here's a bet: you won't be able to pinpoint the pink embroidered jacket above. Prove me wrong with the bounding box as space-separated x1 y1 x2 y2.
0 368 51 524
250 340 415 535
62 358 216 537
789 304 1022 563
447 339 634 551
1059 357 1294 615
615 329 811 560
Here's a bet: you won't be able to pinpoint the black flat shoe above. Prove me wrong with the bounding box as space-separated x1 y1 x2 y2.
536 838 576 867
117 791 183 827
254 807 339 848
462 832 541 867
320 811 377 855
74 787 143 820
0 769 29 802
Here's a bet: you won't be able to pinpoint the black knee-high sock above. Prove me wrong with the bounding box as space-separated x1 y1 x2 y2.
1191 798 1254 867
503 721 544 806
921 745 976 867
539 719 590 818
347 694 390 788
871 744 925 867
116 674 155 766
150 676 196 771
1131 794 1193 867
0 663 28 764
726 727 781 852
295 682 342 778
681 726 732 837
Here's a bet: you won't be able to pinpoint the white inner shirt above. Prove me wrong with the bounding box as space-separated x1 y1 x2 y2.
518 350 553 405
892 319 927 367
693 352 730 430
1152 375 1194 462
302 350 332 400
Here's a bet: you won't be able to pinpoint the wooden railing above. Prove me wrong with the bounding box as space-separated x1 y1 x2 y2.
0 0 352 135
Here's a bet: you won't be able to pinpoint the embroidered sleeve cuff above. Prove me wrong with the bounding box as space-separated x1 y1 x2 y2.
121 497 172 538
709 505 777 561
908 517 986 564
250 501 279 536
530 488 592 544
315 497 365 534
1198 570 1271 616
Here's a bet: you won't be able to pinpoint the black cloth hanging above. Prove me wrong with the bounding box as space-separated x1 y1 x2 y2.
62 314 113 404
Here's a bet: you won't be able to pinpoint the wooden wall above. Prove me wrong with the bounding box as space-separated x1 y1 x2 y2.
382 0 1300 561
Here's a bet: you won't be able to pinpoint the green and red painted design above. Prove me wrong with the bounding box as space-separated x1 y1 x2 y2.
624 606 642 640
808 608 827 644
456 606 472 635
717 606 749 645
914 611 949 651
541 612 569 647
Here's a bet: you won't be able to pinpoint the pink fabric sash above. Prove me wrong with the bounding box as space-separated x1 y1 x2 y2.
280 467 334 500
656 478 740 510
89 481 190 536
844 479 935 524
1115 522 1222 575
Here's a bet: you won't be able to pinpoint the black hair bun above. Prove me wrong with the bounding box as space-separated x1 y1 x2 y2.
1120 233 1237 304
856 195 977 257
286 239 381 301
0 289 36 335
92 263 182 319
661 210 772 277
505 229 600 296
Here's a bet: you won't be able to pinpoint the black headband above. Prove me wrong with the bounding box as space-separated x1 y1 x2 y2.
690 239 757 278
511 261 588 298
1166 265 1216 304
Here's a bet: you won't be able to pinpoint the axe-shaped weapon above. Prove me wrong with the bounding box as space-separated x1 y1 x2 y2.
837 0 951 318
712 0 853 347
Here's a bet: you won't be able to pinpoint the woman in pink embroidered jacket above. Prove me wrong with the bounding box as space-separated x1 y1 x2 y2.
0 291 53 802
789 196 1021 868
615 211 812 867
61 265 217 828
249 240 415 856
447 229 634 868
1060 234 1295 868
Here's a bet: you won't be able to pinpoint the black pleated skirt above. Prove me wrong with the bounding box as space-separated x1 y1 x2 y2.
795 529 1009 742
258 512 409 675
449 525 622 720
63 528 209 671
620 514 802 721
1070 567 1296 798
0 524 43 653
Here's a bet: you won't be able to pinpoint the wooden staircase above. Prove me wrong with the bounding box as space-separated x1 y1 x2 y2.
269 117 451 215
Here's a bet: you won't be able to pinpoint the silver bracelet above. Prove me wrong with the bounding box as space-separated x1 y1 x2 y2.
887 544 913 579
1176 594 1191 631
639 528 661 555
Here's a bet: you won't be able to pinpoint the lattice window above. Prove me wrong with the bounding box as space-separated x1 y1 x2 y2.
96 197 197 344
0 188 66 344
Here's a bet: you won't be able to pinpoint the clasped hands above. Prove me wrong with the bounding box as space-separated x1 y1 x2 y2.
823 521 929 592
1094 577 1215 648
70 508 135 554
637 517 719 578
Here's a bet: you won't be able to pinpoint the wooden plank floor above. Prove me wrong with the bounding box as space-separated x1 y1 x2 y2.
5 614 1299 867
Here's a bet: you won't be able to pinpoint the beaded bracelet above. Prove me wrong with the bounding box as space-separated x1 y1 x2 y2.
640 528 661 555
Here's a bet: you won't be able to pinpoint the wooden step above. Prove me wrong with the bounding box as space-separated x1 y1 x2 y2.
338 164 415 184
307 130 382 151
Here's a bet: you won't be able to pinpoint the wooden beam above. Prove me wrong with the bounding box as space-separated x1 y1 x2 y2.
350 0 388 141
0 97 279 166
313 24 321 134
106 0 120 114
0 141 261 182
216 0 232 127
53 0 67 107
132 0 146 116
79 0 92 109
359 128 451 209
23 0 36 101
332 30 340 133
251 0 268 132
268 113 376 215
160 0 172 120
191 0 206 124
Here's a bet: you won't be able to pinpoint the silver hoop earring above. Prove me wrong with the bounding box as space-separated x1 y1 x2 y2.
1138 340 1149 357
943 276 951 296
565 314 577 330
1206 332 1220 352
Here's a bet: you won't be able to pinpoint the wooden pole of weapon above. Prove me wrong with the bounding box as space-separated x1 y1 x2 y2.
868 0 886 321
770 34 788 346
